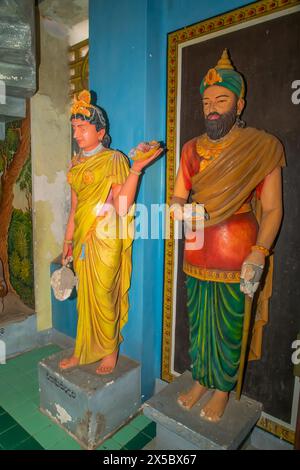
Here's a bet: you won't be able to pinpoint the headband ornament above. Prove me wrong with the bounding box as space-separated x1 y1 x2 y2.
71 90 94 117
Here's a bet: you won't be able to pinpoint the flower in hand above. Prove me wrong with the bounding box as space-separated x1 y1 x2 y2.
129 141 161 161
129 141 164 172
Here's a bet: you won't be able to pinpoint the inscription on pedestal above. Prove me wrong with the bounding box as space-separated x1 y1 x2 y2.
46 372 77 399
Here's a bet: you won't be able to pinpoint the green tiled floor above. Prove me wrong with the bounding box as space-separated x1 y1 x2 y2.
0 344 156 450
97 416 155 451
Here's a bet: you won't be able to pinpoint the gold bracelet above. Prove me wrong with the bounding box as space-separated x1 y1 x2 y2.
130 168 142 176
251 244 270 257
64 239 73 245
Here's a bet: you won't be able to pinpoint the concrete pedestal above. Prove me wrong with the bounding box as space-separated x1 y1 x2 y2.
143 371 262 450
39 349 141 449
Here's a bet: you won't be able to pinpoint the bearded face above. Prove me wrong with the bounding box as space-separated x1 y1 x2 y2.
204 102 237 140
202 85 243 140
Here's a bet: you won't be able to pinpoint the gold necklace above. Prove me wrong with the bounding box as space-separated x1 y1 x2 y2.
196 126 240 172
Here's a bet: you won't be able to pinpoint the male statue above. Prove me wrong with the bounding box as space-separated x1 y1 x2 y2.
171 49 285 422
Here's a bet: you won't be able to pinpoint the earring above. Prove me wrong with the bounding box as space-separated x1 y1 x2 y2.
236 114 246 128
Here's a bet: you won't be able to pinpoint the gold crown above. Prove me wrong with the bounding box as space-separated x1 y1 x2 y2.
71 90 94 117
216 48 234 70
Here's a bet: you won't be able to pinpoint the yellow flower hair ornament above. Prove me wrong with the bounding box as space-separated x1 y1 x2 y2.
71 90 94 118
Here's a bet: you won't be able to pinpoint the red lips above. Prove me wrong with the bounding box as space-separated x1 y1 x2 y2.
207 113 221 121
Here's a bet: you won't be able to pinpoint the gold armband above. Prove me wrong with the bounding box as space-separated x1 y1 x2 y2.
251 245 270 257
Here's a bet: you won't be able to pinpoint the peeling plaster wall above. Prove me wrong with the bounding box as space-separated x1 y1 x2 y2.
31 18 71 330
39 0 88 28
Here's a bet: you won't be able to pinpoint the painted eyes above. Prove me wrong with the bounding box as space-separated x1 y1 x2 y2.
72 126 89 131
203 100 228 106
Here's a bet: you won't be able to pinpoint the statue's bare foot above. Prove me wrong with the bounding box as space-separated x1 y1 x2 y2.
96 350 118 375
200 390 229 422
59 356 79 370
177 382 208 410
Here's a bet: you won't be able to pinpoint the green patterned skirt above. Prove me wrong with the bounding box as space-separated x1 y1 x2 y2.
186 276 245 392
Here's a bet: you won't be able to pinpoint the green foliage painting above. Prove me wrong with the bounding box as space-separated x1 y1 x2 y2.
8 208 34 308
0 109 34 310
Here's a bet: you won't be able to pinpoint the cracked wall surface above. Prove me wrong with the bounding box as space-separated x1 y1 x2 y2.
39 0 88 27
31 17 71 330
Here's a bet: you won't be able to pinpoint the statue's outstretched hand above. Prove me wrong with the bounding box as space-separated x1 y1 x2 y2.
132 147 164 172
129 141 165 172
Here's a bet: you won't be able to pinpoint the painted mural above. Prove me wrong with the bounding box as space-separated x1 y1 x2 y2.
0 104 34 322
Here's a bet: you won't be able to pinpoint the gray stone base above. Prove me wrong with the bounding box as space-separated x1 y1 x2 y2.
0 314 51 360
143 427 293 451
39 349 141 449
143 371 263 450
241 427 293 450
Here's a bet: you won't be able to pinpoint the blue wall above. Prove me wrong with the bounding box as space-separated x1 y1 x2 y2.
51 260 78 339
89 0 251 398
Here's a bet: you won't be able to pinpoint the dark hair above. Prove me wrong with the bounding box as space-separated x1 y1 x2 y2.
71 106 111 147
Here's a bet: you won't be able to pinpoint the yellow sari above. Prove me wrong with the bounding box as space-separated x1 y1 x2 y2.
67 148 134 365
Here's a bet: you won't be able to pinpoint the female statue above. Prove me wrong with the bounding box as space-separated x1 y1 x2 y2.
59 90 162 375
